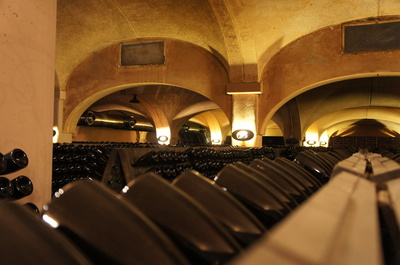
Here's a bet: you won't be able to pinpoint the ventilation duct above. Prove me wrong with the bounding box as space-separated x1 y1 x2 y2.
78 111 154 132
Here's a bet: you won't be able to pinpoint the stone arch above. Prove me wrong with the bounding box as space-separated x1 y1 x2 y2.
258 19 400 134
63 38 232 135
304 108 400 138
183 109 231 145
264 120 283 137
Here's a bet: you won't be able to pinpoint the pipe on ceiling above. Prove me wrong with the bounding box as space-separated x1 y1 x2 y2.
78 110 154 132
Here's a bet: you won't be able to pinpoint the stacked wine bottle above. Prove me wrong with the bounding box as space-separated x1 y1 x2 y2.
133 146 277 181
0 148 33 200
52 143 110 194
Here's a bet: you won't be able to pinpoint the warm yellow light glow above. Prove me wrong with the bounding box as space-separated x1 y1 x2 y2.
121 186 129 193
157 135 169 142
305 131 318 141
210 129 222 145
306 140 317 146
232 95 257 147
156 127 170 145
226 91 262 95
304 124 319 147
232 129 255 141
211 138 221 144
265 120 283 136
137 131 148 143
319 131 329 146
232 125 256 146
42 214 59 228
52 126 59 143
191 113 222 145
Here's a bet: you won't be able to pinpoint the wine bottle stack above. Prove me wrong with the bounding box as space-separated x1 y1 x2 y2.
132 146 277 182
381 148 400 164
280 145 356 162
0 149 34 203
132 150 193 181
293 148 354 184
187 147 253 180
35 146 351 265
0 144 360 265
52 143 111 194
72 141 160 148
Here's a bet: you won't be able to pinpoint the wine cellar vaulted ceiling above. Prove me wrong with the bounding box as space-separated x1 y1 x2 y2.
56 0 400 143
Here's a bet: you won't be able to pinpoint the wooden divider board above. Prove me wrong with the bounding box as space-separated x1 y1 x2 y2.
387 178 400 231
326 177 382 265
102 147 189 187
370 157 400 184
331 156 367 178
228 172 383 265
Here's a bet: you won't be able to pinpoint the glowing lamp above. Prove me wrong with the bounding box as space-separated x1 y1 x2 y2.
157 135 169 143
211 139 221 144
232 129 254 141
306 140 317 146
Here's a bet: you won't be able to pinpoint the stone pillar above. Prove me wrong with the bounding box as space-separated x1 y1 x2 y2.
54 90 73 143
231 94 258 147
227 82 261 147
0 0 57 209
137 131 148 143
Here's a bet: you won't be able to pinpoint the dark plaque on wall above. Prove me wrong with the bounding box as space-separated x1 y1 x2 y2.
121 41 165 66
262 136 285 147
232 129 254 141
344 20 400 53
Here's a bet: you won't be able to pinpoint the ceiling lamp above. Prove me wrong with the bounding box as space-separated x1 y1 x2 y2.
306 140 317 146
130 94 140 104
157 135 169 143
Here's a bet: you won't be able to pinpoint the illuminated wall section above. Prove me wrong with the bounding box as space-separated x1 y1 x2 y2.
138 131 148 143
231 94 257 147
265 120 283 136
191 112 223 145
304 123 329 147
319 130 329 147
304 123 319 146
156 127 171 145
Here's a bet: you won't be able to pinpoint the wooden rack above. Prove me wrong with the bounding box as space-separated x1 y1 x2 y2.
228 151 400 265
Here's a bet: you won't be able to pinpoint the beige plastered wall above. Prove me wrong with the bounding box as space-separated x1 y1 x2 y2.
75 127 140 143
0 1 56 209
260 19 400 137
62 39 232 137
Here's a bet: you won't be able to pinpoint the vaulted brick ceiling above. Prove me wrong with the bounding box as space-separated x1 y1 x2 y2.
56 0 400 137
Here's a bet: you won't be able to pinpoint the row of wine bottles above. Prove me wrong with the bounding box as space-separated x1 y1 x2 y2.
0 148 32 201
0 175 33 200
72 141 161 148
0 149 29 175
133 147 277 181
54 143 110 156
51 143 276 193
52 143 110 194
71 140 236 148
150 163 193 181
39 149 332 265
148 160 254 181
133 147 276 167
280 146 358 162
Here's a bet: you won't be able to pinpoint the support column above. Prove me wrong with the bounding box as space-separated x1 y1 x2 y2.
137 131 148 143
227 82 262 147
54 90 73 143
0 0 57 209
